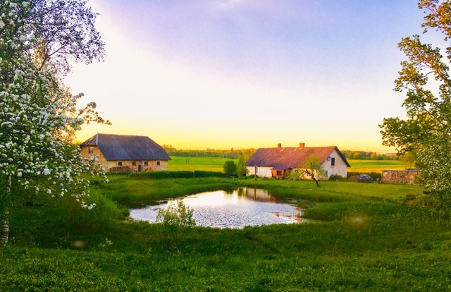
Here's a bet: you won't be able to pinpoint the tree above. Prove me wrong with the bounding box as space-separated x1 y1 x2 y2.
379 0 451 194
299 155 326 187
223 160 237 177
236 157 248 178
0 0 107 244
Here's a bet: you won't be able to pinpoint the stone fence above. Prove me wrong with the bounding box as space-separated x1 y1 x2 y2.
381 169 421 185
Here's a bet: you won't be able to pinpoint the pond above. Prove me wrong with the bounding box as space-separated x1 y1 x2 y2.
129 188 306 229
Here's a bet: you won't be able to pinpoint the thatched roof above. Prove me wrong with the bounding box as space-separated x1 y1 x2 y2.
246 146 350 169
80 134 170 161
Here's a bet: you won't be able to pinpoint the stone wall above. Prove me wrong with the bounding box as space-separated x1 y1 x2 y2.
381 169 421 185
80 146 168 173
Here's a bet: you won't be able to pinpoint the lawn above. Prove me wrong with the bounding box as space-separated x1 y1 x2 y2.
2 175 450 291
168 156 411 174
348 159 411 173
168 156 238 172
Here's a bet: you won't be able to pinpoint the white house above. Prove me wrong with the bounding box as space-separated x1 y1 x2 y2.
246 143 350 179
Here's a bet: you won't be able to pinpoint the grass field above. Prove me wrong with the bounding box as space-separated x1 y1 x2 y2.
2 175 451 291
168 156 238 172
348 159 412 173
169 156 411 173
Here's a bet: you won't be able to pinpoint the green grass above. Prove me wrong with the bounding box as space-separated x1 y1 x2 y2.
168 156 238 172
2 176 451 291
168 155 411 174
348 159 412 173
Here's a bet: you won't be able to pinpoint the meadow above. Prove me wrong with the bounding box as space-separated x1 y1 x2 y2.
168 156 239 172
169 156 410 174
1 174 451 291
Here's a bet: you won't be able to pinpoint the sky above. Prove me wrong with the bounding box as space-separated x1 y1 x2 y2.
66 0 425 152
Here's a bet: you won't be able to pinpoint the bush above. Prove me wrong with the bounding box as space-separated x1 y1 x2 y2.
109 166 133 173
156 199 195 227
130 171 194 179
329 175 346 181
223 161 237 176
193 171 224 178
130 171 225 180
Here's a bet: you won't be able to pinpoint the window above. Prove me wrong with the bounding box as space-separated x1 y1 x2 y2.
144 161 148 166
277 170 282 176
132 161 136 166
88 147 93 154
331 157 336 166
157 161 161 166
118 161 123 167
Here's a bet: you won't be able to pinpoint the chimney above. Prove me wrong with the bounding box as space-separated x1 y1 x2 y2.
299 143 305 148
277 143 282 148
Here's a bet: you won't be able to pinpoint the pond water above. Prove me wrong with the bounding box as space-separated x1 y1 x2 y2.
129 188 306 229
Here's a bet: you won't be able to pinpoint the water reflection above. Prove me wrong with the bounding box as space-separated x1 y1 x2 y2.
129 188 306 229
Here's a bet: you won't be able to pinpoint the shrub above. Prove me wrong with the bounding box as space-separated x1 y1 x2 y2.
109 166 133 173
130 171 225 180
193 171 224 178
329 175 346 181
156 199 195 227
223 161 237 176
130 171 194 179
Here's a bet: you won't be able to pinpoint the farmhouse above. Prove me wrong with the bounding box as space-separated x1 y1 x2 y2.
79 133 170 173
246 143 350 179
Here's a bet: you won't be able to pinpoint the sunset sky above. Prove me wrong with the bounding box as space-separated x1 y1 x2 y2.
66 0 425 152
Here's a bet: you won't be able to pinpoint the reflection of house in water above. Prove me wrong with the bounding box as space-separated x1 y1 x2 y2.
238 188 278 203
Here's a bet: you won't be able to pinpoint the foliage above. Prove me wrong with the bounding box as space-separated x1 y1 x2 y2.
0 0 108 243
168 156 239 172
5 177 451 291
299 155 327 186
163 147 256 160
156 199 195 227
379 0 451 193
130 170 225 180
236 157 248 178
328 174 346 181
223 160 237 176
342 150 398 160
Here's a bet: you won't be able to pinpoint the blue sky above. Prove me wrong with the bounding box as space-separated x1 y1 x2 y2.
67 0 425 152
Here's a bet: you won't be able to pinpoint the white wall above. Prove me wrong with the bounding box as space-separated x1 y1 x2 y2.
321 149 348 178
246 166 273 178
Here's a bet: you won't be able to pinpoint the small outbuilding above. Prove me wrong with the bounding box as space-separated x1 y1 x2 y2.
246 143 350 179
79 133 170 173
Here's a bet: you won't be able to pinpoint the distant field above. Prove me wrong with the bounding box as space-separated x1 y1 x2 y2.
169 156 411 173
168 156 238 172
348 159 412 173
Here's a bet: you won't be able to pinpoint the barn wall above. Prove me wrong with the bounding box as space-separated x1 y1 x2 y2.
246 166 273 178
80 146 168 173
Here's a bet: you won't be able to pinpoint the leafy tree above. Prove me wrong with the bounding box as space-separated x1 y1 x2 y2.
223 160 237 176
380 0 451 194
236 157 248 178
299 155 326 187
0 0 107 244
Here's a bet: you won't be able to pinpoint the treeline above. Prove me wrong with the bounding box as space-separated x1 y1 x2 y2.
342 151 398 160
162 145 256 160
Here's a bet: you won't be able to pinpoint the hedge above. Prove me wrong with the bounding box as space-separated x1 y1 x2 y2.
130 171 225 180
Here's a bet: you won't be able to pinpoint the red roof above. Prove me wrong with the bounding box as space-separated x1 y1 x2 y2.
246 146 350 169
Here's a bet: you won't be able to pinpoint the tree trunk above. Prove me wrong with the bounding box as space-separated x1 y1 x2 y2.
0 175 11 245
